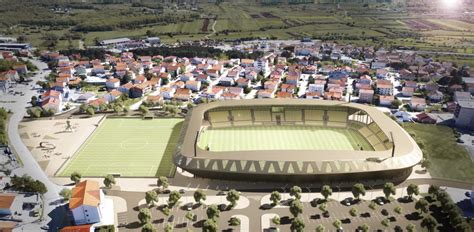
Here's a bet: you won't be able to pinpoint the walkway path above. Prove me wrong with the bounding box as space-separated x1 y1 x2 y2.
204 20 218 39
3 59 62 230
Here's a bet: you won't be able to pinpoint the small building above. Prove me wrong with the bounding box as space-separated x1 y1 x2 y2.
185 80 201 92
0 194 17 215
60 224 94 232
402 87 415 97
358 89 374 103
174 88 191 101
454 91 472 103
414 113 437 124
428 90 443 102
145 37 161 46
379 95 395 106
69 180 104 225
454 100 474 130
105 78 120 89
376 80 393 96
410 97 427 112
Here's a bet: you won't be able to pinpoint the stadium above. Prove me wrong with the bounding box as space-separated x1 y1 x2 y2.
174 99 423 182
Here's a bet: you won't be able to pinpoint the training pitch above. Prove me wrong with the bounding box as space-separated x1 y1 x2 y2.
59 118 183 177
197 125 373 152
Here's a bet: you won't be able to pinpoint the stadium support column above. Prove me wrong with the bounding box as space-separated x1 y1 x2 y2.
390 132 395 158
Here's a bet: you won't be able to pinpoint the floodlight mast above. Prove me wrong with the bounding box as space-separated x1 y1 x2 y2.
390 131 395 158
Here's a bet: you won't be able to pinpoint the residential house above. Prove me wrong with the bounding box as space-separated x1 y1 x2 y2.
308 80 325 94
276 91 293 99
76 93 96 103
236 78 250 88
174 88 191 101
325 87 343 101
306 91 323 99
404 81 417 89
281 84 296 94
428 90 443 102
133 75 146 84
221 92 241 100
402 87 415 97
180 73 194 82
0 194 17 215
264 80 279 90
130 83 151 98
0 221 17 232
358 89 374 103
254 58 269 73
92 65 105 75
454 91 472 103
105 78 120 89
118 82 133 95
228 87 244 97
145 95 163 106
376 80 393 96
410 97 427 112
103 90 122 103
379 95 395 106
240 59 255 68
0 77 8 93
463 77 474 95
205 86 224 99
196 74 210 83
424 82 439 92
257 89 275 98
286 71 300 85
414 113 437 124
5 70 19 82
219 76 235 86
13 64 27 75
160 87 176 99
185 80 201 92
69 180 104 225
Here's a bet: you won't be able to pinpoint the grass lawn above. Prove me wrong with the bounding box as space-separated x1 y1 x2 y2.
402 123 474 183
197 125 373 152
59 118 183 177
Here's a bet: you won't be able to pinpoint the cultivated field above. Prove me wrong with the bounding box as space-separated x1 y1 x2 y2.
59 118 183 177
197 126 373 152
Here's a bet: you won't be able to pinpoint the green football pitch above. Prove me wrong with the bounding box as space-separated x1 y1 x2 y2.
197 125 373 152
59 118 183 177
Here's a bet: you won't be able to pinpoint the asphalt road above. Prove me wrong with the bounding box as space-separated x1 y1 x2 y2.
2 59 63 231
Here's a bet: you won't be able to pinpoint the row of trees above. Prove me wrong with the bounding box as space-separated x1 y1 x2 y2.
0 108 8 145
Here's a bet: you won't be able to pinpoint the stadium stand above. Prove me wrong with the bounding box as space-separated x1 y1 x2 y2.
304 110 325 121
254 110 272 122
285 110 303 122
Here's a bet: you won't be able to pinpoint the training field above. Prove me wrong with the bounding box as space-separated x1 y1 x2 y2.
197 126 373 152
59 118 183 177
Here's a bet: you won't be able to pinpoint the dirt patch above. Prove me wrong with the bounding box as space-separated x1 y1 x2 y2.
261 12 279 18
403 19 443 30
202 18 209 32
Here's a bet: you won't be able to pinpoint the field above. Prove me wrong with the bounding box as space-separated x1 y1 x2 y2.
402 123 474 183
59 118 183 177
197 125 373 152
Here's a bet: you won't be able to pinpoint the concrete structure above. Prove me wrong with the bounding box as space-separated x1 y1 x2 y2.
174 99 423 182
454 100 474 130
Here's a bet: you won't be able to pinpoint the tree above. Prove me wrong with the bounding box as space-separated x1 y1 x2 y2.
203 219 217 232
206 204 220 221
162 207 170 217
391 99 402 109
157 176 169 189
185 211 194 222
289 199 303 217
193 189 206 205
86 107 95 116
315 224 325 232
318 203 327 213
421 159 430 170
407 183 419 200
164 224 173 232
138 208 152 225
381 218 390 227
229 217 241 226
290 217 305 232
70 172 81 184
349 207 358 217
27 107 42 118
139 105 149 115
145 190 158 207
290 185 302 200
113 105 123 114
30 96 37 106
272 215 280 225
383 182 396 201
428 185 440 199
421 215 438 232
351 183 366 200
332 219 342 229
359 224 369 232
415 198 429 214
270 191 281 206
394 206 402 214
103 174 115 189
141 223 155 232
59 188 72 201
226 189 240 209
168 191 181 207
406 223 416 232
321 185 332 201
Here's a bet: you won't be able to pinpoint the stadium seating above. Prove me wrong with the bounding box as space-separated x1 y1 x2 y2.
231 110 252 121
326 111 348 122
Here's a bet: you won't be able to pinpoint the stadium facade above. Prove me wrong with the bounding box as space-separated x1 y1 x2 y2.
174 99 423 182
